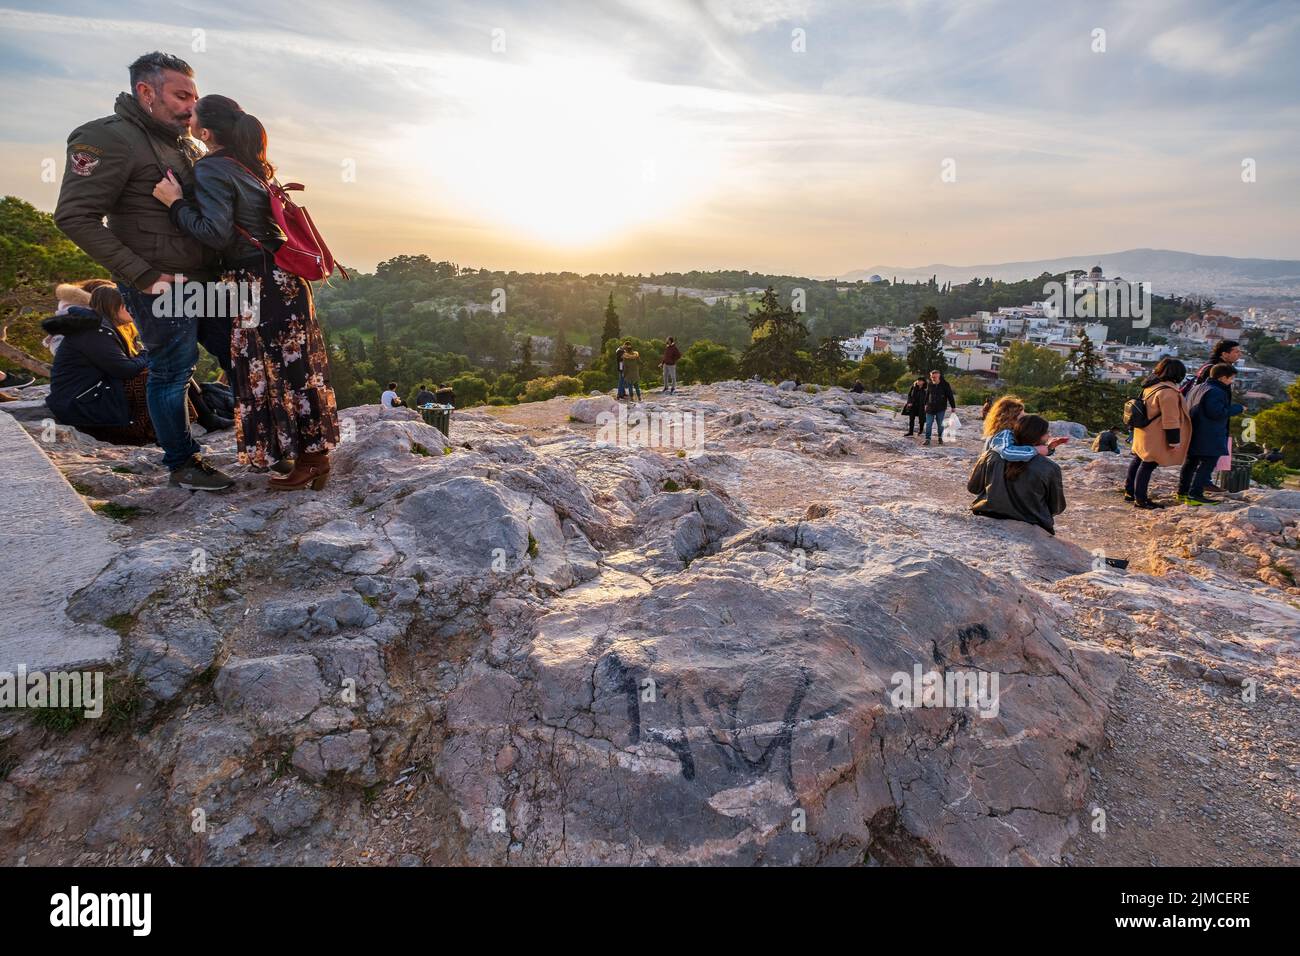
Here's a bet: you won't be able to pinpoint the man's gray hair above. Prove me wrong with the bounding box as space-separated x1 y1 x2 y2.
128 52 194 94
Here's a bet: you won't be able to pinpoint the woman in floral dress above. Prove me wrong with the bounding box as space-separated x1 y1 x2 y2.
154 93 338 490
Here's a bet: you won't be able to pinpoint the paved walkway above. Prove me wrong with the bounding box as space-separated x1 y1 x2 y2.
0 410 121 673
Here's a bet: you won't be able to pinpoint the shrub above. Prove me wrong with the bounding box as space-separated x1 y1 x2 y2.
1251 460 1288 489
578 369 614 393
446 373 489 407
518 375 583 403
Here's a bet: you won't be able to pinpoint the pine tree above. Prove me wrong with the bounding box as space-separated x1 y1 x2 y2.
554 331 577 375
600 293 620 355
739 286 809 381
1041 331 1124 430
516 335 537 381
906 306 946 375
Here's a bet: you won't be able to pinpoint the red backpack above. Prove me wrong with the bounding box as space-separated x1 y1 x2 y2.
224 157 348 282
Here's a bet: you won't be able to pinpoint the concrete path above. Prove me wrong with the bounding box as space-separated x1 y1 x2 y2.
0 410 121 673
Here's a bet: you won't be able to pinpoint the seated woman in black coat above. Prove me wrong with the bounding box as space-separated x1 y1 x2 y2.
43 286 152 444
967 414 1067 535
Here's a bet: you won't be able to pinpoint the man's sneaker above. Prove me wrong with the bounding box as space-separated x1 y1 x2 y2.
936 437 944 445
1134 499 1165 510
1185 495 1219 507
1174 493 1189 503
169 455 235 491
922 439 931 446
1122 491 1136 502
1204 481 1223 493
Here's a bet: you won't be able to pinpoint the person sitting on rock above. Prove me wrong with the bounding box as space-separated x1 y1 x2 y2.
381 382 404 408
50 277 232 432
414 383 437 407
42 285 153 445
968 414 1067 535
1092 425 1121 453
982 395 1067 461
851 380 865 394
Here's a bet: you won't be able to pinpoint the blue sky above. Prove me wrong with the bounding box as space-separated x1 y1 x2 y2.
2 0 1297 274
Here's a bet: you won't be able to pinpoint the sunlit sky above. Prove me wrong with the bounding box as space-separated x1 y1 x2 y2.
2 0 1298 275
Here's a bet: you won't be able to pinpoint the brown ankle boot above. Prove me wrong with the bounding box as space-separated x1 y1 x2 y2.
269 451 330 491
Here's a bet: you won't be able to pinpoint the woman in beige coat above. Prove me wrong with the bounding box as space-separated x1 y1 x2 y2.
1125 357 1191 509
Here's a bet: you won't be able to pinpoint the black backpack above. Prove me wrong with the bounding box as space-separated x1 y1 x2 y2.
1122 386 1164 429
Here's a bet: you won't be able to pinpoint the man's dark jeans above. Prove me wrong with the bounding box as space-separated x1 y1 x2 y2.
118 283 201 471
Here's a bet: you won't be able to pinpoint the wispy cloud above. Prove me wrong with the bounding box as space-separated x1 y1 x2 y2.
1 0 1296 273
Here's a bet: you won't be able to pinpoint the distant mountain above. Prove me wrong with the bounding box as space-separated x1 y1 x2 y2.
838 248 1300 299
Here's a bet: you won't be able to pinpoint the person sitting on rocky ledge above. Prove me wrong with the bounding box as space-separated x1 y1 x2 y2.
983 395 1067 461
42 285 152 445
1092 425 1122 454
968 414 1067 535
381 382 404 408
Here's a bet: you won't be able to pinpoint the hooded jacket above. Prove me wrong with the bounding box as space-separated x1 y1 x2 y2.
54 93 216 290
1187 378 1244 459
967 449 1066 535
42 307 148 428
661 342 682 366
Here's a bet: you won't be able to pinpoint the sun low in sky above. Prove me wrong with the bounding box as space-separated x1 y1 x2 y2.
1 0 1297 275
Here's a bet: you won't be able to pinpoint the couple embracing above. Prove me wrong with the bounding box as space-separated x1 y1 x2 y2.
54 51 338 492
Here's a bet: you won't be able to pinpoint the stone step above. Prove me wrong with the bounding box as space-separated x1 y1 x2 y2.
0 410 121 673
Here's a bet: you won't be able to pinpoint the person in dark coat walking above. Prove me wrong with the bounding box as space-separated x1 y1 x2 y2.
43 286 151 443
1179 364 1245 505
902 377 926 435
967 414 1066 534
922 369 956 446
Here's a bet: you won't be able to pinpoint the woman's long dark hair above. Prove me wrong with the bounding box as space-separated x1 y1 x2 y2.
194 94 275 180
1004 414 1050 482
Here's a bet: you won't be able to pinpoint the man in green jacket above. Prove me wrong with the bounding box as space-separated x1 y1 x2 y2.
54 51 232 490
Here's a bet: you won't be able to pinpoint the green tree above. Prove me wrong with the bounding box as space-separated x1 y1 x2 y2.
1039 332 1125 430
446 373 489 407
600 293 621 355
1001 341 1068 389
553 331 578 375
906 306 946 375
1255 378 1300 467
680 339 738 384
516 335 537 381
740 287 809 381
812 337 847 383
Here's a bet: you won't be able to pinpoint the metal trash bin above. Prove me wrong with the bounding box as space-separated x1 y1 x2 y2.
1217 453 1257 494
419 403 452 437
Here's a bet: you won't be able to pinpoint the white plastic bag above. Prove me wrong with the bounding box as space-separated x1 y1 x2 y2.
944 413 961 432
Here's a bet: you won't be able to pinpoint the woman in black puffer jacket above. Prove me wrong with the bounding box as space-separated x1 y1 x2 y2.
43 285 151 443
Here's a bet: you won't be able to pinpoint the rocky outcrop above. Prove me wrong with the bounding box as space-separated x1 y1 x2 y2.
1 383 1294 866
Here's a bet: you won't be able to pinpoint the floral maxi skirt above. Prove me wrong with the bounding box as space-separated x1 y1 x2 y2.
225 258 340 468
